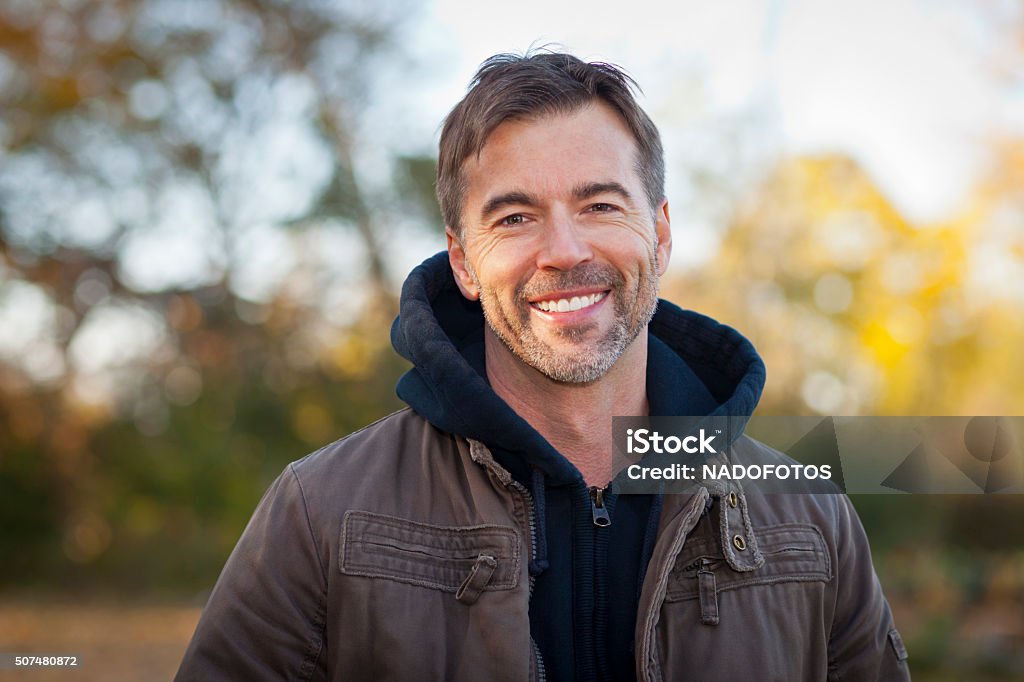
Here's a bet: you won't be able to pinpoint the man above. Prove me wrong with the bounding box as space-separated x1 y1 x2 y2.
176 52 910 681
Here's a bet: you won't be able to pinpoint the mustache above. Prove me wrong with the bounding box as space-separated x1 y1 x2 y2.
519 263 624 299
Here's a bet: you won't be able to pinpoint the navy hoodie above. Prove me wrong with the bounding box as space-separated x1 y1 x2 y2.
391 252 766 681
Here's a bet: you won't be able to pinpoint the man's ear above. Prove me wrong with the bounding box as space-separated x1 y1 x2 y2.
654 198 672 277
446 226 480 301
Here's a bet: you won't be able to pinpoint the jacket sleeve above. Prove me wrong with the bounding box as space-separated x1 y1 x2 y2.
827 494 911 681
175 464 328 682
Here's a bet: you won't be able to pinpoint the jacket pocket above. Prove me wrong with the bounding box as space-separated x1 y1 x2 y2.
667 523 831 603
339 510 521 595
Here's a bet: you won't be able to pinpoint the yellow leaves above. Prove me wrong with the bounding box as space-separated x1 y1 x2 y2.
861 320 908 368
322 314 395 381
666 150 1024 415
324 333 378 381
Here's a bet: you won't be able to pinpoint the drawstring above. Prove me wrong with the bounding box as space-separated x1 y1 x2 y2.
529 467 550 576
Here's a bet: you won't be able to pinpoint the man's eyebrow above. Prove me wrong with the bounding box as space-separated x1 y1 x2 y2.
480 191 540 221
574 181 633 203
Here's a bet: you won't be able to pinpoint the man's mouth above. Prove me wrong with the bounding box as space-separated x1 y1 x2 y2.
530 291 608 313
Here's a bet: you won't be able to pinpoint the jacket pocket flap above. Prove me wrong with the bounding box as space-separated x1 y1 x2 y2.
340 510 521 592
667 523 830 601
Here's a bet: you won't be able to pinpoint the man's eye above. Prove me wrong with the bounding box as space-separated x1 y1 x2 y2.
499 214 526 226
588 203 615 213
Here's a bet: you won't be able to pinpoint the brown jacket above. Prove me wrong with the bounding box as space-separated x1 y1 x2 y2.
176 408 910 681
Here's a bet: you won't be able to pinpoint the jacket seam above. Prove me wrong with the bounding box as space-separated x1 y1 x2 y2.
298 594 327 682
637 488 710 682
288 462 329 681
825 492 844 682
290 463 328 582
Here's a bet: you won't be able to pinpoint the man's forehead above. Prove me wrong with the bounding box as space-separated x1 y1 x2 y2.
476 102 634 153
462 103 642 198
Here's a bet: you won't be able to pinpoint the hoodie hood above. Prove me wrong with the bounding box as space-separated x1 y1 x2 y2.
391 251 766 484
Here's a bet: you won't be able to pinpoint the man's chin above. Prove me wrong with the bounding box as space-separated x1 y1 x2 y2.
519 340 620 383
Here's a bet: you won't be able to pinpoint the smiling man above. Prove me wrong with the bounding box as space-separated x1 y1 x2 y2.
176 52 910 681
447 99 669 488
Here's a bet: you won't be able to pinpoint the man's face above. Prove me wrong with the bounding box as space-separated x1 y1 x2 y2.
448 102 672 384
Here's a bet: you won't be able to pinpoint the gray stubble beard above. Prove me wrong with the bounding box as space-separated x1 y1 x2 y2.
472 253 660 384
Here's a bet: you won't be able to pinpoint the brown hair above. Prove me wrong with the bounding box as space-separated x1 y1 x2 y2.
437 51 665 237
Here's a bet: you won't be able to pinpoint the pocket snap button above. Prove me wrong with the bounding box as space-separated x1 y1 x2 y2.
732 534 747 551
727 492 738 508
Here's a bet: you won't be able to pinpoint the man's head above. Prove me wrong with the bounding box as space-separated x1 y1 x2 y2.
440 51 672 384
438 52 665 239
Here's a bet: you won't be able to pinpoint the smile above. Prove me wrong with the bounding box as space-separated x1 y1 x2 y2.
530 291 607 313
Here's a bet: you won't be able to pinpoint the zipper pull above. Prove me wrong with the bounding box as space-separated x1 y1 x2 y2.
590 486 611 527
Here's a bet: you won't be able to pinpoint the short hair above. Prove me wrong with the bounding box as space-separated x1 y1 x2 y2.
437 51 665 238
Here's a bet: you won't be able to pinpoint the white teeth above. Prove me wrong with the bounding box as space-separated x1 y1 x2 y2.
534 292 606 313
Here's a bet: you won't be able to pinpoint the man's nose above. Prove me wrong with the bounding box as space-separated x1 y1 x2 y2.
535 211 594 271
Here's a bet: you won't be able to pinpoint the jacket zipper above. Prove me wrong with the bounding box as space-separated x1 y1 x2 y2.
530 635 548 682
590 486 611 527
507 479 539 595
507 478 546 681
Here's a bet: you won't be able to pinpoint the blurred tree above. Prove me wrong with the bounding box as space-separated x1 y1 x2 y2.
0 0 438 592
664 153 1024 417
0 0 425 303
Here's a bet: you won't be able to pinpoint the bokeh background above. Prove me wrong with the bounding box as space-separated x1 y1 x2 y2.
1 0 1023 679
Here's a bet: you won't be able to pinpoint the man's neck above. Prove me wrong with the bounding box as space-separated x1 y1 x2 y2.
484 329 649 488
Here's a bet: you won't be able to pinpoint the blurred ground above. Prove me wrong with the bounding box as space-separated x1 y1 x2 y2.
0 600 200 682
